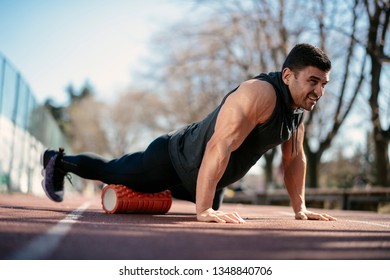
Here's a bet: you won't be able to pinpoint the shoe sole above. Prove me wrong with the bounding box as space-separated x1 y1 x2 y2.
40 149 50 200
40 149 63 202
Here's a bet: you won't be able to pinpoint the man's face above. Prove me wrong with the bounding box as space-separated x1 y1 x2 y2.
282 66 330 111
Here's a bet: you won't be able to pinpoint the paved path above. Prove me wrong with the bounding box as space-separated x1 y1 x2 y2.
1 193 389 260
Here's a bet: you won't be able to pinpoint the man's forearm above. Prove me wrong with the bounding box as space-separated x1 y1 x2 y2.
195 178 219 214
195 143 231 214
283 154 307 214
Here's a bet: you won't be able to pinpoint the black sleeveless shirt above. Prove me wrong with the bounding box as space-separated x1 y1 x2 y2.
168 72 304 201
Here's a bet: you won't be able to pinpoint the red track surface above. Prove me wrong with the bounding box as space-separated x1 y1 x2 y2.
1 193 389 260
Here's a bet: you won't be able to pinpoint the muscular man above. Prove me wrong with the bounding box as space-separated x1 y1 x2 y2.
42 43 336 223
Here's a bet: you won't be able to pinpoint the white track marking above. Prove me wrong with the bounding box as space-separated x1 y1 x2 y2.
345 219 390 229
278 211 390 229
8 201 91 260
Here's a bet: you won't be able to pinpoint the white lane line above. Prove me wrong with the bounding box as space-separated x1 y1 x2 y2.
345 219 390 229
8 201 91 260
278 211 390 229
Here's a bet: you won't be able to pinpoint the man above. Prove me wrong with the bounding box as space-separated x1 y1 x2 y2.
42 43 336 223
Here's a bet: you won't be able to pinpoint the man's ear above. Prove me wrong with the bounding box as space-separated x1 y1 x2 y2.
282 68 293 85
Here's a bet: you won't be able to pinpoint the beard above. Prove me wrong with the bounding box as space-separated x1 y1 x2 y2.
303 91 320 111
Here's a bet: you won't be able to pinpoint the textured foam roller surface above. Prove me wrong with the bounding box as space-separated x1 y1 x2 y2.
101 184 172 214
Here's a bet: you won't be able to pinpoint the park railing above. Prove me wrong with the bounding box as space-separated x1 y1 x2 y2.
225 186 390 213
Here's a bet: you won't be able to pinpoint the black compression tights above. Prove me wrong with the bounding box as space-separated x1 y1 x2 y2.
60 135 181 194
60 134 225 208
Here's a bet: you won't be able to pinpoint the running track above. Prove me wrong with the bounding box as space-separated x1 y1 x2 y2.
1 193 389 260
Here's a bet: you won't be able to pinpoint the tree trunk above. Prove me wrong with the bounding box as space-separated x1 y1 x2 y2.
263 149 276 188
305 147 319 189
366 0 390 186
373 133 389 186
369 57 389 186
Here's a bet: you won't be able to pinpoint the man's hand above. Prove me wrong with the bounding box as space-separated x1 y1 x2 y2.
295 210 337 221
197 208 246 223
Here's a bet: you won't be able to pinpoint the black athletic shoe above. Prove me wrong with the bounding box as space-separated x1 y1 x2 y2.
41 148 67 202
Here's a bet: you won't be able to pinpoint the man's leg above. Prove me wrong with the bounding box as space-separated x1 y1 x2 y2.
42 134 184 202
61 134 181 193
170 184 195 203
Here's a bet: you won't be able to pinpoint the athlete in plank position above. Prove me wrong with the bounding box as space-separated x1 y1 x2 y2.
42 43 336 223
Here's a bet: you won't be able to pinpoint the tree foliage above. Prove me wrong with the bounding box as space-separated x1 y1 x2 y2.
46 0 389 189
143 0 389 188
45 82 109 154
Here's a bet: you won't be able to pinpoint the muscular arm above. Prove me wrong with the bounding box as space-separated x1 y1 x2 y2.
281 123 307 214
196 80 276 223
282 123 336 221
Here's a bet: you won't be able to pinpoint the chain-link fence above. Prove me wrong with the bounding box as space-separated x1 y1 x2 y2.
0 53 74 195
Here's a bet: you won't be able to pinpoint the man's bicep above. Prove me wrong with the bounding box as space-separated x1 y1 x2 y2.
212 103 254 152
212 80 276 150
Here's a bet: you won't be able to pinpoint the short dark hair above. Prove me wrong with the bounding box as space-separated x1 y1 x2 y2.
282 43 331 73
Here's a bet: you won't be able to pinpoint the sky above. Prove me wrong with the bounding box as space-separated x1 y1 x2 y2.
0 0 195 104
0 0 385 160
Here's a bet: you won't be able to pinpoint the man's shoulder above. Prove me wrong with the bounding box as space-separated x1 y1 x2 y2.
226 78 277 125
252 71 282 82
238 78 277 104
